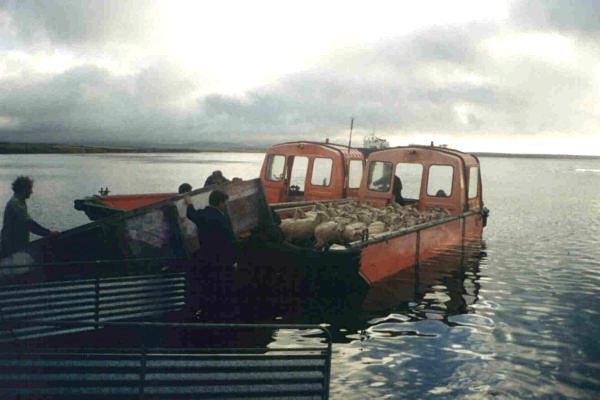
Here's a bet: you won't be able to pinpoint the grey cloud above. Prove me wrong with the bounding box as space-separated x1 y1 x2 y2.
196 25 502 134
0 0 159 46
511 0 600 33
401 24 494 64
0 63 196 143
133 61 198 107
194 22 598 139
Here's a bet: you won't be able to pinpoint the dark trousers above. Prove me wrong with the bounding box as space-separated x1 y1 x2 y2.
186 255 236 319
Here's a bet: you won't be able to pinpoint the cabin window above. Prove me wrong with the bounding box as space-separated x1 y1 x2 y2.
266 155 285 181
395 163 423 199
427 165 453 197
289 156 309 192
348 160 363 189
311 157 333 186
468 166 479 199
367 161 393 192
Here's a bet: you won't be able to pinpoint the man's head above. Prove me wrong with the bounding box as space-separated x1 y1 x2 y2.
208 189 229 210
178 183 192 194
12 176 34 199
212 170 227 183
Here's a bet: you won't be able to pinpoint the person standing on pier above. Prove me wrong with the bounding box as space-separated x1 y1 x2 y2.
184 189 237 318
0 176 59 258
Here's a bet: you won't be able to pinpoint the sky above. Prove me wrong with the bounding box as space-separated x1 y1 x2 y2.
0 0 599 155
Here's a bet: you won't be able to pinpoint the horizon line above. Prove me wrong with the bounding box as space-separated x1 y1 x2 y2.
0 141 599 159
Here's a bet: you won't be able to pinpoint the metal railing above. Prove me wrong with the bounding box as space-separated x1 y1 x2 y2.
0 320 332 399
0 258 187 341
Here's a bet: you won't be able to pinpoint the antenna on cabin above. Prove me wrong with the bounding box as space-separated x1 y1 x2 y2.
348 117 354 150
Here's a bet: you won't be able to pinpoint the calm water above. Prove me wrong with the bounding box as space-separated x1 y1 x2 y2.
1 153 599 399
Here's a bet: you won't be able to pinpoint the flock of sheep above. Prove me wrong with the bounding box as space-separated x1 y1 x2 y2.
279 201 450 248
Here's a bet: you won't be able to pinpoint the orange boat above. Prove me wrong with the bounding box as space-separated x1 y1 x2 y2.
74 141 366 220
266 144 489 286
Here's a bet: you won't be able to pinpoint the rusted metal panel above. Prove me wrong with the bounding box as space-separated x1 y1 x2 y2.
225 179 271 235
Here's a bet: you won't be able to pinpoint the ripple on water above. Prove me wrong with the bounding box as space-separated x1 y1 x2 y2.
447 314 496 330
469 299 500 311
443 345 497 361
367 313 412 325
367 319 450 338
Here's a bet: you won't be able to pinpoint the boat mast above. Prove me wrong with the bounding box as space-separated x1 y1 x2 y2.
348 117 354 150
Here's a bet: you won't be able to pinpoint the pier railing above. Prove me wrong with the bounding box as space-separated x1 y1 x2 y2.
0 320 332 399
0 257 187 341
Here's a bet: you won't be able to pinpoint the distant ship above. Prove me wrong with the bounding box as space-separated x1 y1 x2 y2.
363 133 389 149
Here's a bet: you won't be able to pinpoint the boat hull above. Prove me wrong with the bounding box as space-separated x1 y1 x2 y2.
266 210 484 287
357 212 483 284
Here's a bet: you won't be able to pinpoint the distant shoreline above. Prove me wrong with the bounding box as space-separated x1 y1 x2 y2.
1 142 599 159
471 152 600 160
370 150 600 160
0 142 265 154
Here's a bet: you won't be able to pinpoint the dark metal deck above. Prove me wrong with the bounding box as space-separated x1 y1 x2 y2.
0 259 332 399
0 321 332 399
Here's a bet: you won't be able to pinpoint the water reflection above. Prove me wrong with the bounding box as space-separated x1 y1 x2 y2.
241 241 487 345
259 241 490 399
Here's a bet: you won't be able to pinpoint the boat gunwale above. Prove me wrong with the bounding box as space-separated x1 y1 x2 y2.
75 199 128 212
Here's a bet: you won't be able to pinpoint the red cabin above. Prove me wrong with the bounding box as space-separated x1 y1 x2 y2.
260 141 365 204
359 145 483 214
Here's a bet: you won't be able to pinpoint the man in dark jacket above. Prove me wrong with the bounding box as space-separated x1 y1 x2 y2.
184 189 236 318
1 176 59 258
185 190 235 266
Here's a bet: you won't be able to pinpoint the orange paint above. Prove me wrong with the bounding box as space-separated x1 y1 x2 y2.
359 234 417 284
463 213 483 241
260 141 364 204
97 193 175 210
418 219 462 261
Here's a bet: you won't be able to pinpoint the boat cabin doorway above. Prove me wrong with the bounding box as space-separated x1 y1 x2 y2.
394 162 423 205
287 156 309 201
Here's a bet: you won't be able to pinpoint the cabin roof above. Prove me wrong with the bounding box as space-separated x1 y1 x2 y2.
267 141 364 160
368 145 480 167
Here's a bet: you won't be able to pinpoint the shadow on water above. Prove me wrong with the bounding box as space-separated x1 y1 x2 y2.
227 240 486 344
